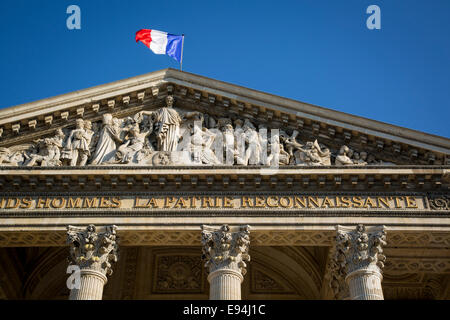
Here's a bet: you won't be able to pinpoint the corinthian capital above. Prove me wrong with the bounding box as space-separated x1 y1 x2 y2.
201 225 250 275
67 225 119 276
329 224 386 299
333 224 387 275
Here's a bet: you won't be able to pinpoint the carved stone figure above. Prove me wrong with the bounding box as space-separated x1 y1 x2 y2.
63 119 92 166
266 130 290 166
278 143 291 165
294 140 330 166
295 142 318 165
283 130 303 160
317 142 331 165
222 122 235 165
233 119 245 165
0 144 36 166
266 142 290 166
353 151 368 165
84 120 95 149
207 115 217 129
88 121 101 158
0 147 14 166
117 123 152 164
0 104 401 168
335 145 354 166
190 120 221 165
91 114 123 165
26 129 65 167
136 96 182 152
152 151 171 166
241 120 261 165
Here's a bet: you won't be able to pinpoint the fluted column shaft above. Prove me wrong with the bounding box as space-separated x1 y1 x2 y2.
202 225 250 300
346 265 384 300
208 269 243 300
69 269 107 300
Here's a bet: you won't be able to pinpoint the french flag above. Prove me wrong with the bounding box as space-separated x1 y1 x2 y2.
135 29 184 63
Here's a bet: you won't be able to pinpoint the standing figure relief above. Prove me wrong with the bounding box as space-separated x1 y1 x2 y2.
134 95 182 152
62 119 93 166
90 114 124 165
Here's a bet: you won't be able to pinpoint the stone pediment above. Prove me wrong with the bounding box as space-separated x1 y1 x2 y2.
0 68 449 168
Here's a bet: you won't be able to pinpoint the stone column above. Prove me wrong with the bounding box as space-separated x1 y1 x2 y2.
201 225 250 300
66 224 119 300
330 224 387 300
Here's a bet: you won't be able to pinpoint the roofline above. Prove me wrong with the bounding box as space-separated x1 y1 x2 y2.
0 69 170 123
1 68 449 152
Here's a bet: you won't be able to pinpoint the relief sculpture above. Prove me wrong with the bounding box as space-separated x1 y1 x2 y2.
0 95 393 167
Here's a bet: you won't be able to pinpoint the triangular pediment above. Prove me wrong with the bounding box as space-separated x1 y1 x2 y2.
0 68 448 167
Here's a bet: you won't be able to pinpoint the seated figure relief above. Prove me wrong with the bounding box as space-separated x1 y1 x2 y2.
190 125 221 165
116 123 153 164
27 129 65 167
294 140 331 166
0 95 396 167
282 130 304 162
335 146 381 166
335 145 355 166
352 151 368 165
0 144 36 166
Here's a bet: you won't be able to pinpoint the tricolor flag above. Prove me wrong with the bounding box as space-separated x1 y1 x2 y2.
135 29 184 64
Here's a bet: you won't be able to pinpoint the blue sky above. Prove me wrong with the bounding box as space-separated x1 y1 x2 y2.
0 0 449 137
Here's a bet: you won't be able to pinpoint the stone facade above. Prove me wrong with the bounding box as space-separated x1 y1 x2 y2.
0 69 449 300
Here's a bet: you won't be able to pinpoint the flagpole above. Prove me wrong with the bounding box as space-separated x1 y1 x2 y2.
180 34 185 71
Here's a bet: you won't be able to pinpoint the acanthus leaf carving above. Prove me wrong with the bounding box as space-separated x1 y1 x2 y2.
201 224 250 276
329 224 387 298
66 224 119 276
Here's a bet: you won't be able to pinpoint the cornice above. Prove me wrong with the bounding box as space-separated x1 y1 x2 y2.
0 69 170 124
